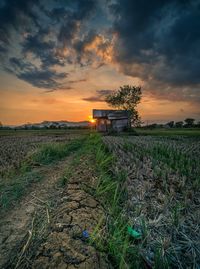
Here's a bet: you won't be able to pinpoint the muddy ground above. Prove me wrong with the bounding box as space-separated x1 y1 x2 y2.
0 153 110 269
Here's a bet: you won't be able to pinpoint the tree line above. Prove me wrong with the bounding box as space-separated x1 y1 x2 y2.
144 119 200 129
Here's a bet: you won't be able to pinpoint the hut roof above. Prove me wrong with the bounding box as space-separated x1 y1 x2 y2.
93 109 130 120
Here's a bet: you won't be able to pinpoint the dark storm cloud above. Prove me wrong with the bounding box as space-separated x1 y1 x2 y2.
73 30 97 66
0 43 7 54
0 0 97 89
110 0 200 103
50 0 96 49
22 28 66 68
82 89 113 102
110 0 200 83
0 0 39 45
7 57 68 89
1 0 200 104
144 81 200 104
19 69 67 89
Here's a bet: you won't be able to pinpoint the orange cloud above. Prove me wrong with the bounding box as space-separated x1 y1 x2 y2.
83 34 114 64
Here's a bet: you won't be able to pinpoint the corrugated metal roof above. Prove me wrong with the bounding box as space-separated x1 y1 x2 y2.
93 109 130 119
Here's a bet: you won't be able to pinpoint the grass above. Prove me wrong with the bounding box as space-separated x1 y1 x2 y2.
1 132 132 267
8 194 54 269
136 127 200 136
58 168 72 187
79 134 142 268
0 170 43 210
12 135 124 268
0 135 87 268
150 144 197 180
0 137 85 211
127 139 200 187
103 135 200 268
32 138 85 165
0 128 93 137
1 127 199 137
1 130 198 267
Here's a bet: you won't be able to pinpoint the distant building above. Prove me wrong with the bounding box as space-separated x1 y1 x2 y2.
93 109 130 132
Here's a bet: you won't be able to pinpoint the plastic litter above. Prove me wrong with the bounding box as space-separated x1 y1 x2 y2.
82 230 89 238
127 226 141 239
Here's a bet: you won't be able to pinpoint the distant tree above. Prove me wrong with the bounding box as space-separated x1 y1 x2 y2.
0 121 2 129
148 123 158 129
184 118 195 127
49 124 56 129
175 121 183 128
166 121 174 128
105 85 142 126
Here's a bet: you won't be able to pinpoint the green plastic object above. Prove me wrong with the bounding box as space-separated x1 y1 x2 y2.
127 226 141 239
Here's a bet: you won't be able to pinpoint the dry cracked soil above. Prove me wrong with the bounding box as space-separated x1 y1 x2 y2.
0 155 110 269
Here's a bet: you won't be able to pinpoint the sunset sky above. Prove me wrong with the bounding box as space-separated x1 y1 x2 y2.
0 0 200 125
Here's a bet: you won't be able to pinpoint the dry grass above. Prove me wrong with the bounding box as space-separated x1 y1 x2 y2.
103 135 200 268
0 132 83 175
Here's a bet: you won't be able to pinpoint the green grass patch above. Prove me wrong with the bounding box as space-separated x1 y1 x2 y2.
0 137 86 211
32 138 85 165
136 127 200 137
0 128 93 137
0 170 43 210
58 168 72 187
77 134 142 268
130 141 200 187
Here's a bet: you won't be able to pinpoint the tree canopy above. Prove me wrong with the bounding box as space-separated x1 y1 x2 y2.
175 121 183 128
184 118 195 127
105 85 142 126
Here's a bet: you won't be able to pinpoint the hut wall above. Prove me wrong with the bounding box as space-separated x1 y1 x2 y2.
111 119 129 132
96 119 111 132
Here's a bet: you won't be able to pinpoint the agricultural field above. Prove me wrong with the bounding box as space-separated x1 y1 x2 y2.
103 135 200 268
0 129 199 269
0 129 90 175
136 127 200 137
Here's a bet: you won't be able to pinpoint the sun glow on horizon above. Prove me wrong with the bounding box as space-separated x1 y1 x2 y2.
88 115 96 124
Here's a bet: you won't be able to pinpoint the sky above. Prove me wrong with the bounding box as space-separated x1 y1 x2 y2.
0 0 200 125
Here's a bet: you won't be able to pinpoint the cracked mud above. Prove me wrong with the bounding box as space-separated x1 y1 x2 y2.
0 155 109 269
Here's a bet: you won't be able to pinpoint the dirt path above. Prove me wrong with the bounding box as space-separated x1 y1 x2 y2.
0 156 109 269
32 158 109 269
0 158 69 268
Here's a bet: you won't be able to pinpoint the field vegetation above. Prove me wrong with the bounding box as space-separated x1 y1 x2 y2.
0 129 90 174
136 127 200 137
102 135 200 268
0 129 199 268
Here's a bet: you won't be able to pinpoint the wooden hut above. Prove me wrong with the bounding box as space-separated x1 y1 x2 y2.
93 109 130 132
